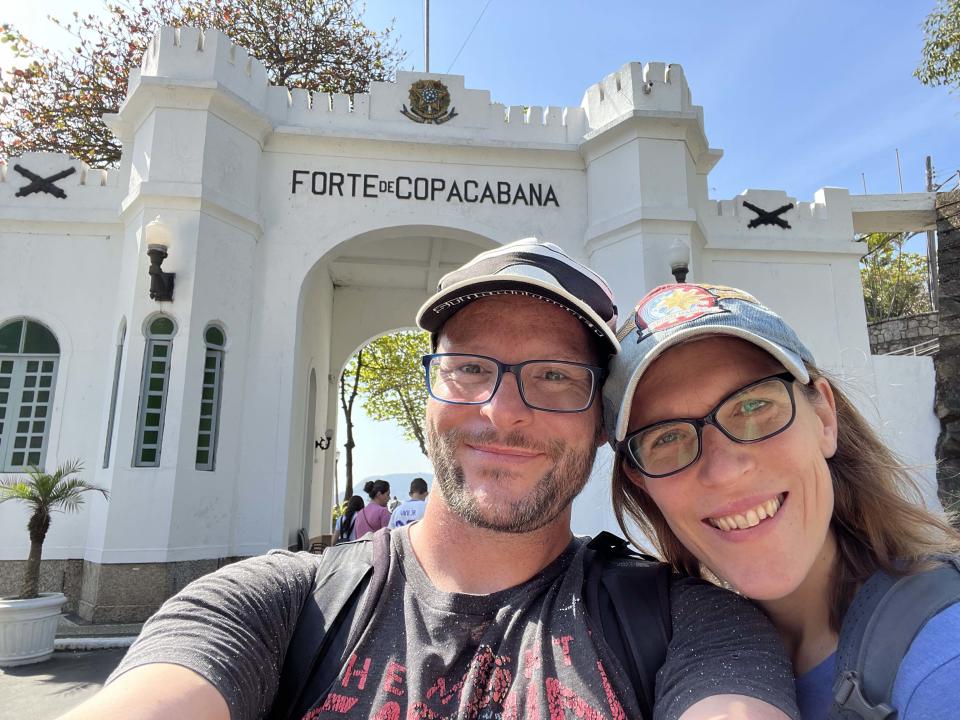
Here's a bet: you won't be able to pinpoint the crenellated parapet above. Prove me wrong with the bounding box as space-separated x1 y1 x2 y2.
0 152 121 221
702 188 861 250
126 27 593 146
581 62 699 129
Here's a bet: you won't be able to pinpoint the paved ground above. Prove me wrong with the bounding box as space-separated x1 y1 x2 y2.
0 648 125 720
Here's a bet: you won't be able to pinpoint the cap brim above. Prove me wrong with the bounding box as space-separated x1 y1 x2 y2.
416 274 620 354
613 325 810 441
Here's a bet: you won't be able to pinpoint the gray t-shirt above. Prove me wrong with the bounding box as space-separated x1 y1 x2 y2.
110 529 798 719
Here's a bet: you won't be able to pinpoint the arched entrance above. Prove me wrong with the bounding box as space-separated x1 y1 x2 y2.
292 227 497 541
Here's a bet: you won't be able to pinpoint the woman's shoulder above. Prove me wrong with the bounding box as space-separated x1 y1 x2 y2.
893 602 960 718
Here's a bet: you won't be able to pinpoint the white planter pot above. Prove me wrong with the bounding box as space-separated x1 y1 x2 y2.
0 592 68 667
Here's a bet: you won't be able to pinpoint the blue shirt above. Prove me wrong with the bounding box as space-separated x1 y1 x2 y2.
795 602 960 719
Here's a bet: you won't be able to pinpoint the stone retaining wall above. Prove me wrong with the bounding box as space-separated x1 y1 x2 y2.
868 312 939 355
936 189 960 507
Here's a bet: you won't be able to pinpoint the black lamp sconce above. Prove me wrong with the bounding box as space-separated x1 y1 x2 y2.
667 238 690 284
146 217 175 302
315 429 333 451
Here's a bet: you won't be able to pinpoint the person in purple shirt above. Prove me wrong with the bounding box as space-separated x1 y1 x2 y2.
604 282 960 720
353 479 391 538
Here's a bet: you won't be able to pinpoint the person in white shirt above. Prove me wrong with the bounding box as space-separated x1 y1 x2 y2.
388 477 429 528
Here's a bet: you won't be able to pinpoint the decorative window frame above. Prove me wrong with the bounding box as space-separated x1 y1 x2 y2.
133 314 177 468
195 323 226 471
0 318 60 472
102 318 126 468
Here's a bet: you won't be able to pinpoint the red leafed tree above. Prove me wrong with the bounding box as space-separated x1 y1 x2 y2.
1 0 403 168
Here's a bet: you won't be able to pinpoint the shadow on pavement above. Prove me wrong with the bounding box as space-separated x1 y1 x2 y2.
0 647 127 720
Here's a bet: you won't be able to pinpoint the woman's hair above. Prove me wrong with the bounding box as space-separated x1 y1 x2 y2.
364 479 390 499
340 495 365 539
612 363 960 632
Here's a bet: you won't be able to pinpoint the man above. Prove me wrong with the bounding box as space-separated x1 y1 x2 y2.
388 477 428 529
60 239 798 720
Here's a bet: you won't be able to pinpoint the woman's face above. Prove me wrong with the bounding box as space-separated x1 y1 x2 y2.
376 488 390 506
624 336 838 601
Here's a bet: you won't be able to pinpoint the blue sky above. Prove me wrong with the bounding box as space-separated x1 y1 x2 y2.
4 1 956 486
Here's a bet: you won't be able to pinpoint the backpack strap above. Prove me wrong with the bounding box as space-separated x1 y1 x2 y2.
268 528 392 720
584 531 673 719
830 556 960 720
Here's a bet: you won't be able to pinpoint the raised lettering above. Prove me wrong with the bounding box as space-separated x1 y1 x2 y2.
363 174 378 198
431 177 445 200
464 180 479 203
447 181 464 202
396 176 412 199
529 183 543 206
414 177 429 200
329 172 345 196
347 173 361 196
512 184 528 205
291 170 308 194
311 171 327 195
497 181 511 204
544 185 559 207
480 182 495 203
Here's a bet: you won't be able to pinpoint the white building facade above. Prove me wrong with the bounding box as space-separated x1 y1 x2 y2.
0 27 938 621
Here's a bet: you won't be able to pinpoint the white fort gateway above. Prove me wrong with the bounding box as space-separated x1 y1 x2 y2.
0 27 938 622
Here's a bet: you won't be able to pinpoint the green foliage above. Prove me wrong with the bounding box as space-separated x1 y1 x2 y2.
1 0 404 167
860 232 933 323
916 0 960 92
0 460 108 599
357 331 431 456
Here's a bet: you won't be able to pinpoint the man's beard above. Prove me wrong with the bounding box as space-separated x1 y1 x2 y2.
426 422 599 534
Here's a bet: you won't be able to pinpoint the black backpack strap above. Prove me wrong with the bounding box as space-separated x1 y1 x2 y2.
269 528 392 720
830 556 960 720
584 531 672 720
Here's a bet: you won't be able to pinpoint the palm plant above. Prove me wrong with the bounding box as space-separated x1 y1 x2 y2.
0 460 108 599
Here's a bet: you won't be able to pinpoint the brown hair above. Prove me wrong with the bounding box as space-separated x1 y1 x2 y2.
611 364 960 632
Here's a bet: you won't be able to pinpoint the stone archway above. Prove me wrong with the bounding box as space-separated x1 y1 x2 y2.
292 226 498 540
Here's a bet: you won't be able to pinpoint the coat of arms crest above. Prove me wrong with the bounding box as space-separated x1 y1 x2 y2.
401 79 458 124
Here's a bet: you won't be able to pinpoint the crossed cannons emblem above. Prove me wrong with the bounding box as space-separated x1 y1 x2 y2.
742 201 794 229
13 164 77 199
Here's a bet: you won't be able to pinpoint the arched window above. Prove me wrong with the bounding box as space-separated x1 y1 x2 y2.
195 325 225 471
0 319 60 471
134 316 175 467
102 319 126 468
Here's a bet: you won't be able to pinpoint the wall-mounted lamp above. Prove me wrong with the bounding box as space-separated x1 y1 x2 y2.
315 429 333 451
666 238 690 284
146 216 175 302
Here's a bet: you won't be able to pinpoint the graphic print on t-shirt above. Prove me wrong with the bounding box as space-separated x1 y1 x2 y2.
300 531 637 720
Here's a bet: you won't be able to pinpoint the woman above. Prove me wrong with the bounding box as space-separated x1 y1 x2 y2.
335 495 365 543
602 282 960 719
353 479 391 538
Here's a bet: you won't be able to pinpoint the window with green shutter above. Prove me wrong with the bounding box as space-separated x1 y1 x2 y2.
134 316 175 467
195 325 225 471
0 319 59 471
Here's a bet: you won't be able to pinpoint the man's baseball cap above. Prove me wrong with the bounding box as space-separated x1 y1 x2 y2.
603 282 816 445
416 238 620 355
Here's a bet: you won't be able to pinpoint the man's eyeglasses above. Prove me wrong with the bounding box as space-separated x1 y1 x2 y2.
422 353 605 413
621 372 799 478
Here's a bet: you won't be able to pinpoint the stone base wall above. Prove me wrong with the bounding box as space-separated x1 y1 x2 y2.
868 312 940 355
77 556 247 623
0 559 84 612
936 189 960 508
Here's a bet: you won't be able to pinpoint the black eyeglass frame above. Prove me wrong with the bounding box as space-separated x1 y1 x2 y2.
421 352 606 413
621 371 799 478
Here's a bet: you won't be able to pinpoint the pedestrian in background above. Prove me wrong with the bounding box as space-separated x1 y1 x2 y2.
353 479 391 538
389 477 429 529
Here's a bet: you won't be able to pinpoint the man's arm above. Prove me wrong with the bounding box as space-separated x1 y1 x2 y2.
57 664 229 720
56 550 321 720
656 578 799 720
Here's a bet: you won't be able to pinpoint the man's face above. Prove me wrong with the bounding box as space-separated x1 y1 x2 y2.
426 295 605 534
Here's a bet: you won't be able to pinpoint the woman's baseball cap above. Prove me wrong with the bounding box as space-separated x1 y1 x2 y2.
603 282 817 445
416 238 620 355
